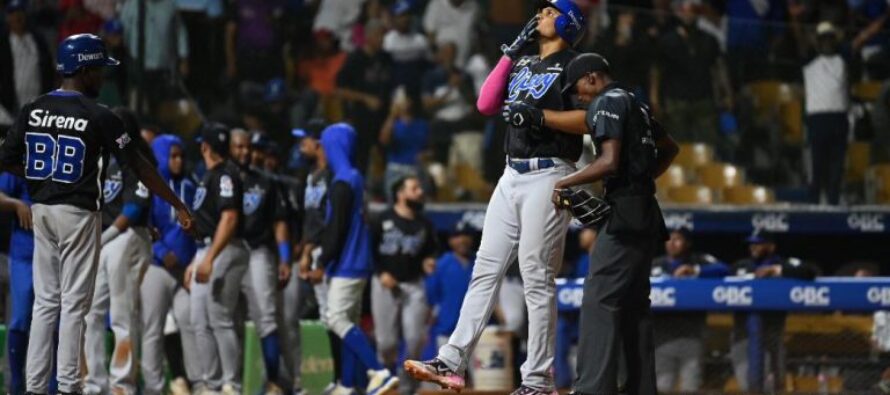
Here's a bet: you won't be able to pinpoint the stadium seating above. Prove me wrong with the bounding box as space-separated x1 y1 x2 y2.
865 163 890 204
744 81 804 144
673 143 714 169
655 165 686 193
851 80 884 102
666 185 714 204
696 163 745 189
845 142 871 184
722 185 775 204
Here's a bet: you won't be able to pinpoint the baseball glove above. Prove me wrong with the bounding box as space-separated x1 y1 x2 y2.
554 188 611 227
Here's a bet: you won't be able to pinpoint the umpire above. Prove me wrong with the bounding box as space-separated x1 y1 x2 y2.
551 53 679 395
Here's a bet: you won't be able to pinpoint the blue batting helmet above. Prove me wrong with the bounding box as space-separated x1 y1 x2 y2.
539 0 585 45
56 34 119 76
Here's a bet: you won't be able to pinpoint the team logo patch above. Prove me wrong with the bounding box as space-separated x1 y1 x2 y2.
115 133 131 149
220 175 234 198
243 187 264 215
507 67 560 102
135 182 149 198
194 186 207 210
103 180 122 203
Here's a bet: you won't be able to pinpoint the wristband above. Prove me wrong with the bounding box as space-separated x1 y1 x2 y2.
278 241 291 264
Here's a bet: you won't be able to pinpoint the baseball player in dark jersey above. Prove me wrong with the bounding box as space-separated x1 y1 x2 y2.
0 33 192 395
292 124 345 393
84 107 157 395
229 129 292 394
404 1 585 393
184 123 249 395
250 133 307 394
370 175 438 395
543 53 679 395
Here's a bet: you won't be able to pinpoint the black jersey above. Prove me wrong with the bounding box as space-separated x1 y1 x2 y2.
101 157 152 229
193 160 243 241
240 166 289 249
505 49 582 161
371 208 438 282
0 91 140 211
301 167 331 245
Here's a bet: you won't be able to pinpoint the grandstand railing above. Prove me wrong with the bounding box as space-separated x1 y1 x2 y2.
385 203 890 234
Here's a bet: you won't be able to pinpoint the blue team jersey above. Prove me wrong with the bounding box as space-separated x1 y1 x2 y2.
0 174 34 262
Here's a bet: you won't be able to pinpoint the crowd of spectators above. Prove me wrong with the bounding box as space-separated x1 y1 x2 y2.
1 0 890 203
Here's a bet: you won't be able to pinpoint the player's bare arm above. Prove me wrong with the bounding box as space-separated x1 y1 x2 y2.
0 191 31 230
196 208 238 283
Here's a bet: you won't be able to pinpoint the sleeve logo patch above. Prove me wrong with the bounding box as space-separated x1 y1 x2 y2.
116 133 131 149
136 182 149 198
220 175 234 198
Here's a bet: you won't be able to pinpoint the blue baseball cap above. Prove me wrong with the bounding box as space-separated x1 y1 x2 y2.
102 19 123 35
291 118 327 140
5 0 26 13
263 78 289 103
391 0 412 16
746 229 776 244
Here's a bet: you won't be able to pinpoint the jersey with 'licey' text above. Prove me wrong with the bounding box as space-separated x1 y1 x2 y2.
193 160 244 241
101 157 152 229
504 49 582 161
240 166 289 249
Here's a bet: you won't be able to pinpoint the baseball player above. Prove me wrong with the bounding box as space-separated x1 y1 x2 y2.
314 123 398 395
422 221 476 360
250 133 308 395
0 33 192 395
141 134 200 395
185 123 249 395
370 175 438 395
229 129 292 394
0 175 46 395
84 107 157 395
293 123 344 392
404 1 586 393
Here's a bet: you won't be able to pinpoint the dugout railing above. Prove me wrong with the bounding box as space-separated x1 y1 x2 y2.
556 277 890 394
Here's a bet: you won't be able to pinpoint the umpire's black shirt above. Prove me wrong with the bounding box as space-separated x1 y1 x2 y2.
586 82 667 238
505 49 582 161
194 160 243 241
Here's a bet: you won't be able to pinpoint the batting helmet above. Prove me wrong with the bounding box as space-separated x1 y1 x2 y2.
56 34 119 76
539 0 585 45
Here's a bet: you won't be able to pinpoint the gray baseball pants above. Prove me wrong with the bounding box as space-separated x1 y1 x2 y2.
26 204 101 394
437 162 572 391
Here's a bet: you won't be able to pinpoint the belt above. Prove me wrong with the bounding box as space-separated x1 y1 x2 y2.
508 158 557 174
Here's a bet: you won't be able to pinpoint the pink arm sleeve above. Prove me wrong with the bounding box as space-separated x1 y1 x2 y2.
476 56 514 116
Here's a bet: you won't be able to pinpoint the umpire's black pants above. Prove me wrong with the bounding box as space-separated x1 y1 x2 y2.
575 225 657 395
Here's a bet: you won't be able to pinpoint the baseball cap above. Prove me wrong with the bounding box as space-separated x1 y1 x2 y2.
5 0 26 13
291 118 327 140
263 78 289 103
746 229 776 244
197 122 230 156
250 132 270 149
562 53 611 94
816 21 838 37
670 227 693 241
451 220 477 237
102 19 124 35
391 0 412 16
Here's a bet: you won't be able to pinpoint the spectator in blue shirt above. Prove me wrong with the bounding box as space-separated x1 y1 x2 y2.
379 88 432 201
423 222 476 359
